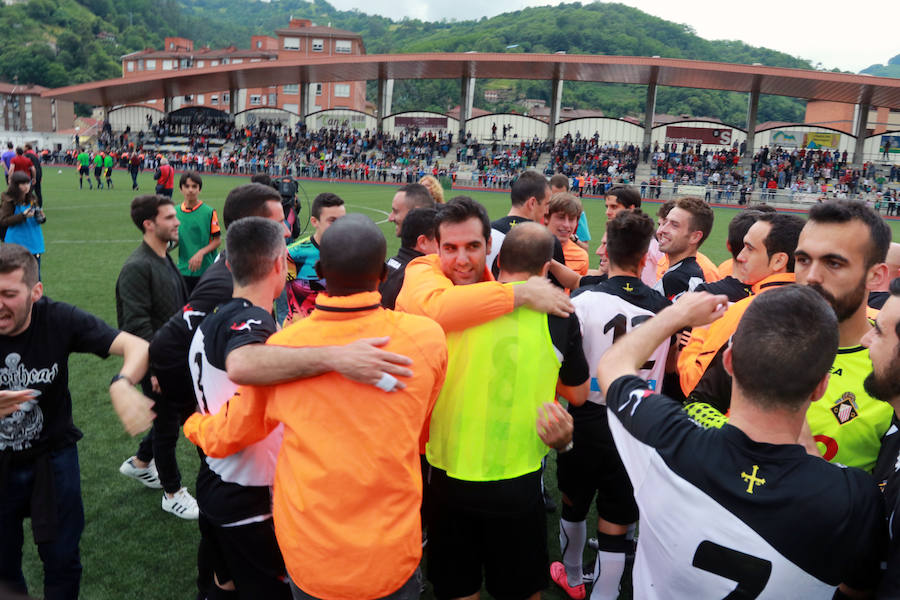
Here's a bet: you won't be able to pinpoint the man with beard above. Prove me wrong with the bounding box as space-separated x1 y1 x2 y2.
794 199 894 473
860 278 900 596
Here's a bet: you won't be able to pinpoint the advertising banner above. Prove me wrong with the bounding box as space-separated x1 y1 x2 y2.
395 116 448 129
770 131 802 147
803 132 841 149
315 113 369 130
665 126 733 146
880 135 900 155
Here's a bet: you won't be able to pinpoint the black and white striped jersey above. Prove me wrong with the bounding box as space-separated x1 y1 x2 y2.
572 276 671 405
654 256 705 301
188 298 282 489
606 374 886 599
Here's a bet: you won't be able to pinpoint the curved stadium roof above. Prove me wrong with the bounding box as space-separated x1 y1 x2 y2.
43 53 900 110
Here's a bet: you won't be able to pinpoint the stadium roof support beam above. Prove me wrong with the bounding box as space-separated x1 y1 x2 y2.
163 96 173 114
742 75 761 170
459 72 475 142
853 85 874 167
229 89 237 116
642 66 659 154
376 73 393 134
548 75 563 143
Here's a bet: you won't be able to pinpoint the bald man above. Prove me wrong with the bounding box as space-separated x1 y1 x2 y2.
868 242 900 310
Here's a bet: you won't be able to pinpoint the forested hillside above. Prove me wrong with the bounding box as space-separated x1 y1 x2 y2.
0 0 886 125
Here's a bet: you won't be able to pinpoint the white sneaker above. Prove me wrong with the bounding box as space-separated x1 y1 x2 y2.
119 457 162 489
161 487 199 520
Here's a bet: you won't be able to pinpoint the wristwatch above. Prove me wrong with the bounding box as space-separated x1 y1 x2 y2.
557 441 574 453
109 373 133 387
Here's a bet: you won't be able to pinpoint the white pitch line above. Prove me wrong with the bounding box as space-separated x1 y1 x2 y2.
347 204 390 224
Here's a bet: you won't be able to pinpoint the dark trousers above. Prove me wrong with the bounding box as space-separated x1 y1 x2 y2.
0 444 84 600
32 181 42 207
130 168 139 189
135 370 198 494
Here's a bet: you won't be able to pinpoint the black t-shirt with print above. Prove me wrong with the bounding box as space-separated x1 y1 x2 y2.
0 297 119 459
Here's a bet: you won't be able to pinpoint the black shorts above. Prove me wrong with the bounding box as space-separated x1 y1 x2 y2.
425 465 548 600
198 513 290 599
105 168 112 177
93 166 102 177
557 403 639 525
79 165 89 175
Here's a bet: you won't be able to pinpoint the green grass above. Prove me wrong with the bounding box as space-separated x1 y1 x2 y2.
18 169 900 599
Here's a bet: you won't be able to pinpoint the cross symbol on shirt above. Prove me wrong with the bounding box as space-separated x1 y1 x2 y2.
741 465 766 494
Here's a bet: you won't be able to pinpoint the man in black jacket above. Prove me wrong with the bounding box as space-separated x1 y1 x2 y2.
380 207 437 309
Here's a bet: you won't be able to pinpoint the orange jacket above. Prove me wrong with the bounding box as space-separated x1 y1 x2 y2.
562 238 589 277
678 272 795 395
184 291 447 600
657 251 721 283
718 257 734 278
396 254 515 332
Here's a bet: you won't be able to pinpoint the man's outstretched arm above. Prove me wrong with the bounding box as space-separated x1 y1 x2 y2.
596 292 728 397
225 337 414 388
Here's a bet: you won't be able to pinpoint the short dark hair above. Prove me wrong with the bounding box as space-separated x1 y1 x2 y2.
607 186 641 209
318 213 386 294
549 173 569 191
178 171 202 190
226 217 285 287
757 212 805 272
250 173 274 188
223 183 281 229
727 210 762 260
14 147 23 156
434 196 491 244
400 207 437 249
497 222 554 277
731 284 837 411
510 170 548 207
657 199 675 220
0 243 38 286
548 193 582 219
674 196 714 245
606 210 654 272
311 193 344 220
397 183 434 209
808 199 891 269
130 194 173 232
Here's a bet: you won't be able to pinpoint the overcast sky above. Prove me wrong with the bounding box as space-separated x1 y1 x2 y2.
326 0 897 74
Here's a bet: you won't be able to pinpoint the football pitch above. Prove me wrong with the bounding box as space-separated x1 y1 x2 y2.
17 168 900 599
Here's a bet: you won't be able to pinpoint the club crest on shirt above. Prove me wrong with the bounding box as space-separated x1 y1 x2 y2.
831 392 859 425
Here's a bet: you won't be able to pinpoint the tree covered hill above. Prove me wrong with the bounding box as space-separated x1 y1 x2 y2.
0 0 881 125
862 54 900 78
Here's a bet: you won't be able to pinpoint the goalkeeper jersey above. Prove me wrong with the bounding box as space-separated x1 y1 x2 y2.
807 344 894 473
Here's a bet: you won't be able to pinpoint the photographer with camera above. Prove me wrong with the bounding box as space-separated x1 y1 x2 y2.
0 172 45 280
